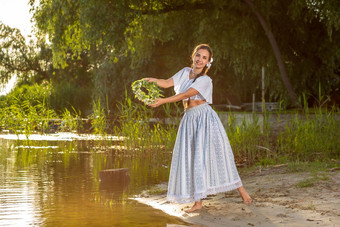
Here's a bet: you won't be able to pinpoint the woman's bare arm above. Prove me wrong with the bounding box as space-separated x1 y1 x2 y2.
149 88 199 107
144 78 174 88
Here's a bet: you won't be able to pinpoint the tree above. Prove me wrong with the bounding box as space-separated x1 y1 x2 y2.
29 0 340 108
0 22 93 114
0 22 51 84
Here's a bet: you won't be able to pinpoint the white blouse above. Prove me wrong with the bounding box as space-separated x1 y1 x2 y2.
171 67 213 104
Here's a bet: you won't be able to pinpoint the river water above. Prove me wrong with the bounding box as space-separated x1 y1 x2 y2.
0 137 187 226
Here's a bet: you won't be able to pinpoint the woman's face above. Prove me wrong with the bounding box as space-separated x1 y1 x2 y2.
193 49 210 70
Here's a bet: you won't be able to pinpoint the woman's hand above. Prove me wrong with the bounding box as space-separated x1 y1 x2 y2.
144 77 174 88
149 98 165 108
144 78 157 83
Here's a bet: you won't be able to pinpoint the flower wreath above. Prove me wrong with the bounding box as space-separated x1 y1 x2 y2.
131 79 163 105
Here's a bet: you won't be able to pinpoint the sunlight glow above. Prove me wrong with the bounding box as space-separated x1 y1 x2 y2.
0 0 34 39
0 0 36 94
0 75 17 96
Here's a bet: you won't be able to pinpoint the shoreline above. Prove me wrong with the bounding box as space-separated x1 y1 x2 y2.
131 166 340 226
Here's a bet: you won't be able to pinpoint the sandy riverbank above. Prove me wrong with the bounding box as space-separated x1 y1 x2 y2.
132 165 340 227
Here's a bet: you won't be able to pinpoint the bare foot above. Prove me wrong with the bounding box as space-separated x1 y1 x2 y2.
185 201 203 213
238 186 252 205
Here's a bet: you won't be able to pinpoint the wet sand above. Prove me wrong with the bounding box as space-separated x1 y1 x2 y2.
132 165 340 227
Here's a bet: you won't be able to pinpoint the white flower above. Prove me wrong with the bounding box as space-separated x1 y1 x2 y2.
206 57 213 68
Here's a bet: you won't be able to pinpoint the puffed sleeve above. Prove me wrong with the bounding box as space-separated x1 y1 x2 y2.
190 76 213 104
171 67 187 94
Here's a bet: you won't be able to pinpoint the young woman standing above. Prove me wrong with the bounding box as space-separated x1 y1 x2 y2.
145 44 252 213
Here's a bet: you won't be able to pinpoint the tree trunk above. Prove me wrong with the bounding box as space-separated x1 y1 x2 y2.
243 0 301 108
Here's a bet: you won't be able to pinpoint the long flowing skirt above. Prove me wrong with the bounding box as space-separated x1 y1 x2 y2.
167 103 242 203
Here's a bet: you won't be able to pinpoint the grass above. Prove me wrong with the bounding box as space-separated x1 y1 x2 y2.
0 85 339 168
277 107 340 162
295 172 330 188
61 106 82 133
239 158 340 176
115 92 178 152
287 160 340 173
90 98 107 136
0 98 57 140
221 104 340 166
1 101 339 165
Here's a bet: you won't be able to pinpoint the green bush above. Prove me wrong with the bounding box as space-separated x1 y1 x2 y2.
2 82 52 108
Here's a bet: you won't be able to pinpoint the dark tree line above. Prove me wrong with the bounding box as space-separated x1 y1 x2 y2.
1 0 339 114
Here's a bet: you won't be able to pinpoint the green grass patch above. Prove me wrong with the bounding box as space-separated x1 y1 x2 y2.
295 173 330 188
287 160 340 173
238 160 340 177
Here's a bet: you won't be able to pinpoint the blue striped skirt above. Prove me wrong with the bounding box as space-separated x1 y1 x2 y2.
167 103 242 203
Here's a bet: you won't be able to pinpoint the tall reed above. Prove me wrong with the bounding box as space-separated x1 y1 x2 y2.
90 99 107 136
3 103 22 139
277 106 340 161
276 88 340 161
36 99 57 134
0 98 57 139
224 113 272 165
221 102 339 165
116 93 178 152
61 106 82 133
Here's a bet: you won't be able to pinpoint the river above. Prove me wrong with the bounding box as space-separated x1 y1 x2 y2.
0 136 188 226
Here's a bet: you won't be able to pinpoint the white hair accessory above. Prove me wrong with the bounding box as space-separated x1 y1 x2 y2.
206 57 213 68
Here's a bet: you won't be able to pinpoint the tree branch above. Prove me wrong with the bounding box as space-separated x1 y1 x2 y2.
243 0 301 107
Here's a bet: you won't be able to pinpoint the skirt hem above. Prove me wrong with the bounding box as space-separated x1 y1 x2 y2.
166 180 243 204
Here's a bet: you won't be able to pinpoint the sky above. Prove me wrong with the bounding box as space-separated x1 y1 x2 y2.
0 0 34 38
0 0 34 95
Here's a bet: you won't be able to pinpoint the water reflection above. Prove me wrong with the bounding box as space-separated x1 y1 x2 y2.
0 138 188 226
99 168 130 194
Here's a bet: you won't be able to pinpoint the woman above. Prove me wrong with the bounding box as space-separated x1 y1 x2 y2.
145 44 252 213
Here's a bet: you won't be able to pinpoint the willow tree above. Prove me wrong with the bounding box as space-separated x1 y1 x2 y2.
0 23 51 85
0 21 92 113
29 0 340 108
